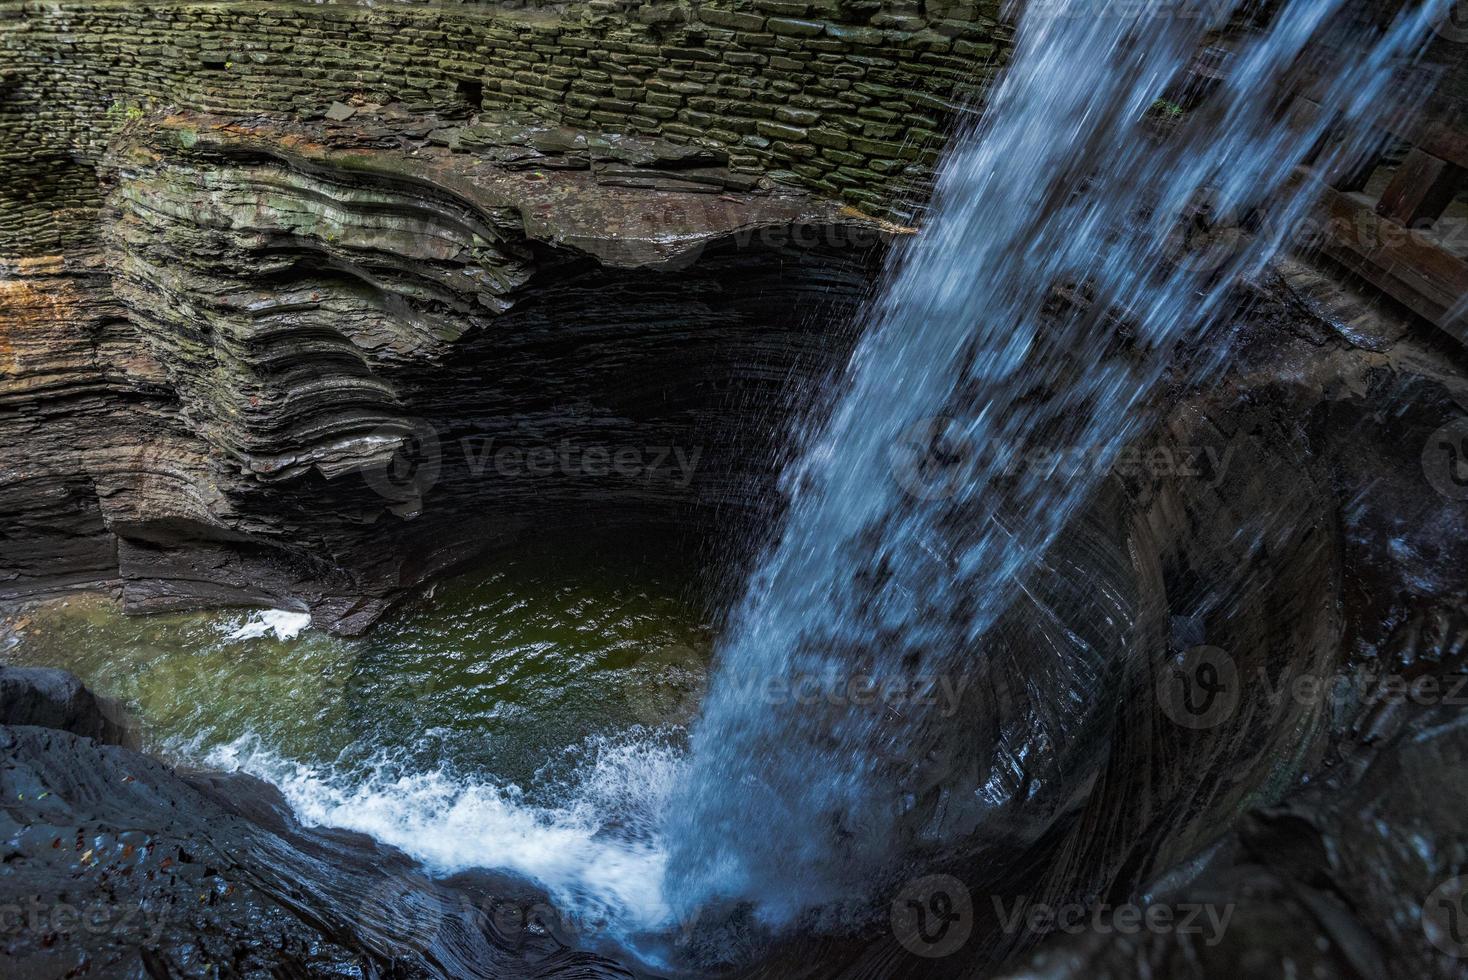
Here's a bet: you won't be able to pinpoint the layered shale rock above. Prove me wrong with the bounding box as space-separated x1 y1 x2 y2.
0 109 889 631
0 251 195 601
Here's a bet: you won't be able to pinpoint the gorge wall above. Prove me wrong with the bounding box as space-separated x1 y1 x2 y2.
5 108 898 629
1 0 1012 630
1 0 1009 258
5 4 1468 980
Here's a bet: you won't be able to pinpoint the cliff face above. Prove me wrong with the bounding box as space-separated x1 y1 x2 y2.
5 5 1468 979
0 2 1011 617
3 107 890 630
0 254 174 599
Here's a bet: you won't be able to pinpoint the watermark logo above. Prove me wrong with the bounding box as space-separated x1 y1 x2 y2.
359 419 442 512
459 437 701 486
354 420 706 510
1424 876 1468 957
887 419 1237 501
1157 644 1239 729
1422 418 1468 501
1432 0 1468 43
1158 643 1467 730
622 642 708 728
891 874 973 957
715 671 973 718
888 416 973 501
357 874 616 954
992 895 1234 945
0 896 165 945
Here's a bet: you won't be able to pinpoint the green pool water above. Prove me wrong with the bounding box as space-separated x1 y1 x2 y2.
1 554 713 790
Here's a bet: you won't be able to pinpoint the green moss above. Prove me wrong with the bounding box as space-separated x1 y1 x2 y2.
3 0 1014 233
105 101 145 126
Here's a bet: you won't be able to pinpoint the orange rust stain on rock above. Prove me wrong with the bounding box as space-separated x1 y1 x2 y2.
0 276 83 377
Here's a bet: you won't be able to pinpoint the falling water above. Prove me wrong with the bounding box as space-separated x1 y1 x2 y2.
664 0 1448 932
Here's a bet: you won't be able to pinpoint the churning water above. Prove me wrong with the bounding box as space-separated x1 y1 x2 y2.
5 557 711 951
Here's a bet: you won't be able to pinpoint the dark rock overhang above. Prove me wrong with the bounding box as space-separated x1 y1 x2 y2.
111 108 909 271
0 107 901 631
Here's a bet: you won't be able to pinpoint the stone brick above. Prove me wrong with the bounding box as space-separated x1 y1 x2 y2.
0 0 1011 237
697 9 768 32
825 24 885 46
774 106 821 125
756 120 809 141
809 127 849 150
767 18 826 38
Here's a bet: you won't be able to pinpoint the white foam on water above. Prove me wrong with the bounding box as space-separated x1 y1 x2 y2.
203 728 685 943
225 609 313 641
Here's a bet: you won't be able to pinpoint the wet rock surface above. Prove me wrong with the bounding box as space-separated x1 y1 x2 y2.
0 666 635 979
2 39 1466 980
6 113 1467 976
0 666 133 747
676 274 1468 979
0 252 166 603
7 147 1467 975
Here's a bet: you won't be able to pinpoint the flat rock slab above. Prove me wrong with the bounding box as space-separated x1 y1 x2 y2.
124 109 904 270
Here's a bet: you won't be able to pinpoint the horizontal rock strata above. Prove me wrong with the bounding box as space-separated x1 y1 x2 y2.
2 109 889 630
0 0 1015 257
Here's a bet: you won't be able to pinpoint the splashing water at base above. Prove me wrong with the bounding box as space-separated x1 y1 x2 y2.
3 555 710 952
202 729 686 942
226 608 313 641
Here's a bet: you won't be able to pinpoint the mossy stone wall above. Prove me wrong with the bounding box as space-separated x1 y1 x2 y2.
0 0 1011 255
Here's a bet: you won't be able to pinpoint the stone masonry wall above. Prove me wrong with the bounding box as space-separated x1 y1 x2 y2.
0 0 1011 256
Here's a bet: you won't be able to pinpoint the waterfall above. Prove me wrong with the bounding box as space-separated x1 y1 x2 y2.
664 0 1448 932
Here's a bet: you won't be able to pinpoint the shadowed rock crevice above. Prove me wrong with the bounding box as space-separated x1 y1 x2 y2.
4 110 892 632
692 281 1468 980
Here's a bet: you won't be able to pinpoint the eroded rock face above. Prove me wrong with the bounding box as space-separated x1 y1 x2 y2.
3 110 888 631
0 252 189 601
691 271 1468 979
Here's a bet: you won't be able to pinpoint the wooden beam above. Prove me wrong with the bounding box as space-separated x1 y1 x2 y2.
1291 67 1468 170
1375 148 1464 226
1312 181 1468 342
